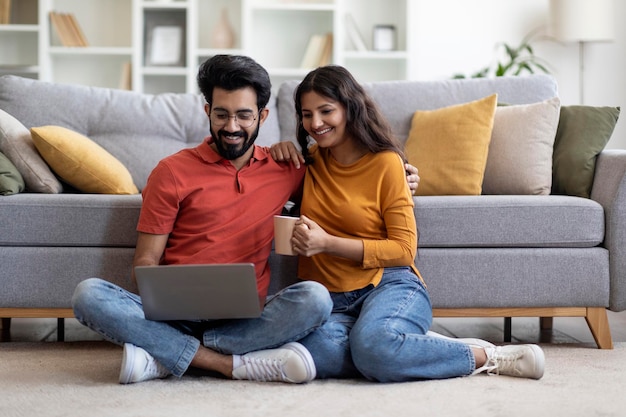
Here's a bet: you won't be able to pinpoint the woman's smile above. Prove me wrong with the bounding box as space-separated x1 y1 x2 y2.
313 127 333 136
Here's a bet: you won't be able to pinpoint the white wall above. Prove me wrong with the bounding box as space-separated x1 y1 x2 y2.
408 0 626 149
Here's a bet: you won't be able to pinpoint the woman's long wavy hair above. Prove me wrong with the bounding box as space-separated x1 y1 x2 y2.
294 65 405 164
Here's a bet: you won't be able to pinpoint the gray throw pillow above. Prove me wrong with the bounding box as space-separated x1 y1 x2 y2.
0 109 63 193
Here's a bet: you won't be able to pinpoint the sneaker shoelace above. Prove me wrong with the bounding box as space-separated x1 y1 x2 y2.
485 347 524 376
142 358 170 379
241 356 287 382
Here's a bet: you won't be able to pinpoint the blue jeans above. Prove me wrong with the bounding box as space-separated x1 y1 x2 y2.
299 267 475 382
72 278 332 377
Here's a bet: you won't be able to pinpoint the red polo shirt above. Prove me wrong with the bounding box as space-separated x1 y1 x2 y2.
137 137 305 299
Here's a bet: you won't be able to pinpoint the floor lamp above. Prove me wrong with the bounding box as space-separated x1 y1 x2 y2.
548 0 615 104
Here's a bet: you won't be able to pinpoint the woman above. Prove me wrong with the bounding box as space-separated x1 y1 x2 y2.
277 65 545 382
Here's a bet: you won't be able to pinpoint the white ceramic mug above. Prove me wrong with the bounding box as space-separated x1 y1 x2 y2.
273 215 298 256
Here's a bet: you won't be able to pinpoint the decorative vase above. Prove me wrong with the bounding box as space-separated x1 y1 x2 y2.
210 8 235 49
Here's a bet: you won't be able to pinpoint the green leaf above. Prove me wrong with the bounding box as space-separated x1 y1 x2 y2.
504 44 517 60
450 31 551 80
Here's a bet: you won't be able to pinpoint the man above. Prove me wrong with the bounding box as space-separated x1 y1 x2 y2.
72 55 420 385
72 55 334 385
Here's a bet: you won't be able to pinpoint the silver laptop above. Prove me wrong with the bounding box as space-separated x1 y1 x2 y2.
135 263 262 321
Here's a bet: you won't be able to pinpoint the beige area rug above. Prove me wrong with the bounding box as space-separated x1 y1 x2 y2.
1 341 624 417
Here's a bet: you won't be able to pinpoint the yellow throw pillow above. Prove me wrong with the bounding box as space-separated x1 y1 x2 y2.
30 126 139 194
405 94 498 196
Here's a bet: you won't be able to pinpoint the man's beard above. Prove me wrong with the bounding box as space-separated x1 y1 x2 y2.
211 122 260 160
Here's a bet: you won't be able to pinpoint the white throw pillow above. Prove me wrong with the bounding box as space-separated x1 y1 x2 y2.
482 97 561 195
0 109 63 193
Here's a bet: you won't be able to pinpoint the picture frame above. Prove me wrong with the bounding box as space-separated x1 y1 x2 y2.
144 11 186 67
373 24 396 51
147 26 183 66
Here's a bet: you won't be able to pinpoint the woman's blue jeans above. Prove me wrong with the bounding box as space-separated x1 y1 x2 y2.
299 267 476 382
72 277 332 377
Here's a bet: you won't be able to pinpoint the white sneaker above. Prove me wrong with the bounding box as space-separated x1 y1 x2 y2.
232 342 316 383
474 344 545 379
119 343 171 384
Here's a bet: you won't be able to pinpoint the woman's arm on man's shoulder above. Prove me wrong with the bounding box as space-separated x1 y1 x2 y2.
269 141 420 194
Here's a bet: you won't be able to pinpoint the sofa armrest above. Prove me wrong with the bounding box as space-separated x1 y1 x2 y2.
591 149 626 311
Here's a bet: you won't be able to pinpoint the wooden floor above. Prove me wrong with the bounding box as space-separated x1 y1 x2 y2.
3 310 626 346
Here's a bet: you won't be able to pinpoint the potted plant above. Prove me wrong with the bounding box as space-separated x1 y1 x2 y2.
453 31 551 78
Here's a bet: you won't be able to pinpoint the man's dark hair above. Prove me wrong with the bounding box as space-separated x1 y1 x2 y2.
197 55 272 110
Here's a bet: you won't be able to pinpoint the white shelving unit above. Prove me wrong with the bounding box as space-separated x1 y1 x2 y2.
132 0 191 94
37 0 133 88
336 0 412 82
0 0 39 79
0 0 412 93
243 0 336 88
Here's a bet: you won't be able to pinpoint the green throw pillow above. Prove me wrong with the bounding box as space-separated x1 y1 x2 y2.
552 105 620 198
0 150 25 195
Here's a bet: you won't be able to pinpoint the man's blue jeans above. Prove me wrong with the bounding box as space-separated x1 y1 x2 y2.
72 278 332 377
299 267 476 382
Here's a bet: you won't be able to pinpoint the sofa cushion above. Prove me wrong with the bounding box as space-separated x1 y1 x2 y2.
405 94 497 196
419 247 609 309
0 246 137 308
278 74 559 146
414 195 604 248
0 151 25 195
0 193 141 246
0 75 281 190
252 94 281 148
0 109 63 193
552 105 621 198
31 126 139 195
482 97 561 195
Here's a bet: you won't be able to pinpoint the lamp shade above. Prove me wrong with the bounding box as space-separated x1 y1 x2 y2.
549 0 615 42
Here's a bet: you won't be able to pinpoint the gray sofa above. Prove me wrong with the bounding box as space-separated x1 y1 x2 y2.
0 74 623 349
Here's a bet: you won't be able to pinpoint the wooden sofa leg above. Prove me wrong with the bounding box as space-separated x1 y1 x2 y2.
585 307 613 349
1 318 10 341
57 318 65 342
503 317 512 342
540 317 553 330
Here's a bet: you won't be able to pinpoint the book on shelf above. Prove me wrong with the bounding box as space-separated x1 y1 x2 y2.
345 13 367 52
300 34 324 69
49 11 89 47
300 32 333 69
66 13 89 46
49 12 71 46
118 61 132 90
0 0 11 24
318 33 333 66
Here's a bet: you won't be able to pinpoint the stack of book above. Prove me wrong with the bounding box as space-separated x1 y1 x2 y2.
49 11 89 47
300 33 333 69
0 0 11 24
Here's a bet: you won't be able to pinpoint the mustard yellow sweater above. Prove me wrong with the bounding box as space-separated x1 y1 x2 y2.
298 146 420 292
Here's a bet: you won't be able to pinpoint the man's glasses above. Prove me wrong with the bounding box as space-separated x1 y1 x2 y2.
210 110 259 128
